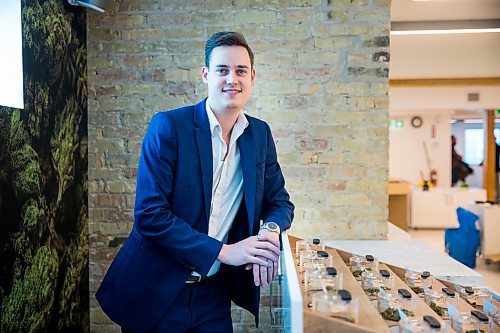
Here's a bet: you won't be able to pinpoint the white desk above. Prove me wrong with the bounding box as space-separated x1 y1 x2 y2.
468 203 500 258
410 186 486 228
324 235 484 287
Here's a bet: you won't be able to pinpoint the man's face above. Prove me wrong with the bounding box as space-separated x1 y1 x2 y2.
202 46 255 114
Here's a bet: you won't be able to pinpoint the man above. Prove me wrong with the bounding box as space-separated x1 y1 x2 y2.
451 135 473 186
96 31 294 333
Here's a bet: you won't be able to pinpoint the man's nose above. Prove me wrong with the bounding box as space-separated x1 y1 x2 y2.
226 71 235 84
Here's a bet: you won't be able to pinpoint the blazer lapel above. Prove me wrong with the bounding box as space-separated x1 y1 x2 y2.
238 126 256 236
194 99 213 224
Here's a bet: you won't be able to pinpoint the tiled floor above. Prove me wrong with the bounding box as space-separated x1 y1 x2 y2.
408 228 500 293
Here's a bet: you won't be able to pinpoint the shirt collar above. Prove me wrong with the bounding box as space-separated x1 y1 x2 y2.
205 102 249 137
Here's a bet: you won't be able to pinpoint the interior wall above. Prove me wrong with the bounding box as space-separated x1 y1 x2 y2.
87 1 391 331
389 112 452 187
0 1 88 332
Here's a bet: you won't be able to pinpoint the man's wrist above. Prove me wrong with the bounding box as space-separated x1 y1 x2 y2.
217 244 229 263
260 221 280 234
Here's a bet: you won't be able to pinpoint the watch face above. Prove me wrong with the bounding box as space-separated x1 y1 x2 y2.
266 222 279 231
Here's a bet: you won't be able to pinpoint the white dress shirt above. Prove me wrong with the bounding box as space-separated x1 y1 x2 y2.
200 103 248 276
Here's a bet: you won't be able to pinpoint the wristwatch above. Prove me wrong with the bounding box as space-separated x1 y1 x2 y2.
260 222 280 234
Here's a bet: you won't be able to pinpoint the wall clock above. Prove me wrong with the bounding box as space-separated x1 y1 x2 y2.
411 116 423 128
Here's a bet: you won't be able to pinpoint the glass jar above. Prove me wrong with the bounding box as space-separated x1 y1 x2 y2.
365 254 379 272
361 271 384 297
424 291 450 318
299 250 331 273
379 270 396 293
420 271 434 289
349 255 366 279
450 311 490 333
459 286 492 310
295 238 325 258
399 316 445 333
295 239 312 258
304 266 343 294
490 311 500 332
311 289 359 324
405 270 434 296
378 291 416 321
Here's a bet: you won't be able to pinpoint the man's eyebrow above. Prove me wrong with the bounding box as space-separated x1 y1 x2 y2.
214 64 249 69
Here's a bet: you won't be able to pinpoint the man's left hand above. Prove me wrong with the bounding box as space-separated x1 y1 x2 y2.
246 229 280 287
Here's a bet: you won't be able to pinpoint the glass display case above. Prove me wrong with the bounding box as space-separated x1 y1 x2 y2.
269 232 303 333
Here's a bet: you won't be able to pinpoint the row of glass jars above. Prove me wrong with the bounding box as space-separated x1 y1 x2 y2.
398 305 497 332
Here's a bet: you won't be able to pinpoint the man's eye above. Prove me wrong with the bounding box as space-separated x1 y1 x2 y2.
216 68 228 75
237 69 247 75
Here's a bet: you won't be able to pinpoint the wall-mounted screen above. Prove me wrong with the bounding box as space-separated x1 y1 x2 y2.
0 0 24 109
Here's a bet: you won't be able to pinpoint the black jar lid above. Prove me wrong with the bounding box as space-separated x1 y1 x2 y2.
326 267 337 276
423 315 441 329
380 269 390 278
398 288 412 299
421 271 431 279
465 286 474 295
442 287 455 297
365 254 374 262
317 250 329 258
338 289 352 301
312 238 320 245
471 310 489 322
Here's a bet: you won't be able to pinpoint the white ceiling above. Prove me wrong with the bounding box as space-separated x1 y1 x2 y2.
389 0 500 114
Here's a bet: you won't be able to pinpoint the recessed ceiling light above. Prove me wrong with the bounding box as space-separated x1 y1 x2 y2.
391 20 500 35
391 28 500 35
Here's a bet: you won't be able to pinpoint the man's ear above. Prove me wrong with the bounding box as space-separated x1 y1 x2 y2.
251 68 256 86
202 66 209 83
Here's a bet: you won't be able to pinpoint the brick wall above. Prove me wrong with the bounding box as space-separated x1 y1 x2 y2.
88 0 390 331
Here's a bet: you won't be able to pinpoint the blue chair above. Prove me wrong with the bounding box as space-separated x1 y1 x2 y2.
445 207 480 268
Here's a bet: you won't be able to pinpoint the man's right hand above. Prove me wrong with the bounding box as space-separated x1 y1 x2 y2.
217 236 280 267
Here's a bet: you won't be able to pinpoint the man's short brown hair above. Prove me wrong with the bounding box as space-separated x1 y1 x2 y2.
205 31 254 69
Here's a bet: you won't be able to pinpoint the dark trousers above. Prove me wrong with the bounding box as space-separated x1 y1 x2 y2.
121 273 233 333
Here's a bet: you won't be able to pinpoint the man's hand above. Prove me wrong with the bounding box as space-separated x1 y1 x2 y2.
246 229 281 287
217 235 280 267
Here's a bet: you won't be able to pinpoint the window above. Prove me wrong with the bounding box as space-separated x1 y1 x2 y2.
464 128 500 165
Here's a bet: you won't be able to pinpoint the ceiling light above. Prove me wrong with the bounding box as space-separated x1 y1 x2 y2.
391 19 500 35
391 28 500 35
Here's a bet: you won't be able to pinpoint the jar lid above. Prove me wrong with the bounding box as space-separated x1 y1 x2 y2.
365 254 374 262
312 238 320 245
423 315 441 329
471 310 489 322
380 269 390 278
398 288 412 299
465 286 474 295
317 250 329 258
338 289 351 301
326 266 337 276
421 271 430 279
442 287 455 297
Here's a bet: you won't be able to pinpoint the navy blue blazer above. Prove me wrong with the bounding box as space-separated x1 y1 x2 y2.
96 99 294 332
